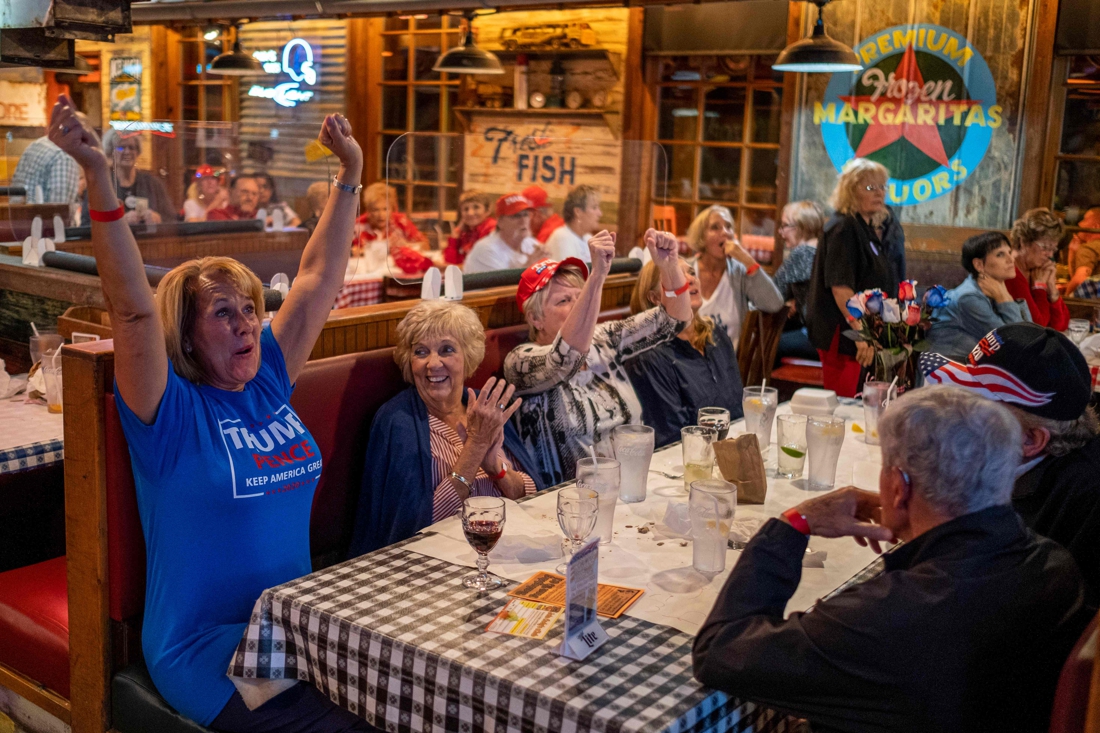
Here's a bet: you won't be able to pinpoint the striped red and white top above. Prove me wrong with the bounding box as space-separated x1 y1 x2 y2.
428 415 537 522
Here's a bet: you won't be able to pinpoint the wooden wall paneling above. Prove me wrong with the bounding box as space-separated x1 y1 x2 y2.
1037 56 1069 214
1016 0 1062 213
772 1 803 272
617 7 649 254
63 341 116 733
347 18 380 188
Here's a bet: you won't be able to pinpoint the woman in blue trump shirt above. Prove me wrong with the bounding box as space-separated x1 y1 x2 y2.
48 97 378 733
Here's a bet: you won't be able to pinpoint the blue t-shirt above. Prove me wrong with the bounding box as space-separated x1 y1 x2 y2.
115 325 321 725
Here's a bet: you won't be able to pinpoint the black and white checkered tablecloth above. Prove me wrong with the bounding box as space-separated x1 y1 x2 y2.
229 540 808 733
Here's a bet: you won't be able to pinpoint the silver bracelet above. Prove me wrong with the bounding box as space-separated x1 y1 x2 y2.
332 175 362 195
450 471 473 490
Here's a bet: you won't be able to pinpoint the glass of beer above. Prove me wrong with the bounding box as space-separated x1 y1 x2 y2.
680 425 717 495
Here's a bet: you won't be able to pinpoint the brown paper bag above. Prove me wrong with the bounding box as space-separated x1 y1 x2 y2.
713 432 768 504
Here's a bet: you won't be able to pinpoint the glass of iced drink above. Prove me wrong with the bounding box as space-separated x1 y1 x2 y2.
861 381 891 446
742 386 779 459
576 457 621 545
806 415 846 491
613 424 655 503
689 479 737 574
697 407 731 440
680 425 717 495
776 414 808 478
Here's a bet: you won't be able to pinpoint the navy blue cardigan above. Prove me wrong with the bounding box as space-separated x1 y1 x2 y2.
348 386 544 557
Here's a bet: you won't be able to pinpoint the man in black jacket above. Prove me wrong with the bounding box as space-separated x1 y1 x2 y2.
693 386 1086 733
921 323 1100 600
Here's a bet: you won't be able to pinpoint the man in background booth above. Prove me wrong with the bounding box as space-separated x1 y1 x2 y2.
523 185 564 244
11 135 81 204
463 193 546 274
207 175 261 222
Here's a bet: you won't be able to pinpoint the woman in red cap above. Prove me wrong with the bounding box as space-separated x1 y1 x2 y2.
182 164 229 222
504 228 693 486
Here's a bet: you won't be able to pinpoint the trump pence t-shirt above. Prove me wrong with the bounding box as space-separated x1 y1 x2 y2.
115 324 321 725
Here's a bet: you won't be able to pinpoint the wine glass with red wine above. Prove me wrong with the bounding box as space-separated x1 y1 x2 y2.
461 496 506 590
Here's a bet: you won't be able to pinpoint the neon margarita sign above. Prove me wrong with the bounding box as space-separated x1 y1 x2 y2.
247 38 318 108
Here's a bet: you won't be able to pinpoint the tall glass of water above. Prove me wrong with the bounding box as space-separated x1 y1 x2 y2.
776 414 808 479
697 407 731 440
680 425 717 495
576 457 621 545
689 479 737 574
613 424 655 503
806 416 846 491
861 381 891 446
556 487 598 574
742 386 779 459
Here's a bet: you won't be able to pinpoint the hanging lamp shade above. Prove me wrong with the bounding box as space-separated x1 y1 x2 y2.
208 27 264 76
432 20 504 75
773 0 862 73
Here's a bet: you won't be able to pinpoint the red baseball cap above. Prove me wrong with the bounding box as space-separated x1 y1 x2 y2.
194 164 220 179
496 193 534 218
522 185 550 209
516 257 588 313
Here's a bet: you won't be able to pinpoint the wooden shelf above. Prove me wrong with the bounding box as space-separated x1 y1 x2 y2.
452 105 621 133
453 106 613 115
486 48 622 80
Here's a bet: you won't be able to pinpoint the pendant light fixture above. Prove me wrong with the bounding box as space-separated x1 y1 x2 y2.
773 0 863 74
208 24 264 76
432 12 504 75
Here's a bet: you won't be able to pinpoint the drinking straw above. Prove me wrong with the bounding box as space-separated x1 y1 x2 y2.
885 375 900 407
588 442 598 464
31 322 39 337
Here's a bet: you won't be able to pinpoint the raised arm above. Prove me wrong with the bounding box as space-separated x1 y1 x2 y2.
49 96 167 424
271 114 363 383
557 230 616 353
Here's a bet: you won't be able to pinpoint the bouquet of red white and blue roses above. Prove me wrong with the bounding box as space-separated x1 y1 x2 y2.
843 281 949 385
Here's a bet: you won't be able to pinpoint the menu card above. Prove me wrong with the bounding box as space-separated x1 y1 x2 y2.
485 599 563 639
509 571 644 619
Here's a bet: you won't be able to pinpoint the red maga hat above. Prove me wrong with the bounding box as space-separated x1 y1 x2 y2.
521 185 550 209
516 257 588 313
496 193 534 218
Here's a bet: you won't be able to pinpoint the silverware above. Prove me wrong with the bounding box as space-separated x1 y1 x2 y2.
649 468 683 479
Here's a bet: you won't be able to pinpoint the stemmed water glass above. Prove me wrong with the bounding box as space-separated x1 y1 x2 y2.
555 487 599 574
461 496 506 590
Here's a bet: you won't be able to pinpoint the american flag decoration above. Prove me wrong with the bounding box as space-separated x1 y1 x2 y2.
919 352 1055 408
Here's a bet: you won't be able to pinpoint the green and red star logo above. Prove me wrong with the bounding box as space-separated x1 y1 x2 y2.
817 24 1001 206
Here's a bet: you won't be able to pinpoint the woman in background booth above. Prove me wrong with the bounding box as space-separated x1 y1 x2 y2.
686 205 784 350
300 180 330 234
625 258 743 448
444 190 495 264
50 97 378 732
181 165 229 222
504 230 692 486
806 158 906 397
1007 208 1069 330
355 182 425 251
1064 207 1100 298
773 200 825 361
545 184 602 265
927 232 1032 362
255 172 301 228
101 128 176 224
348 301 542 556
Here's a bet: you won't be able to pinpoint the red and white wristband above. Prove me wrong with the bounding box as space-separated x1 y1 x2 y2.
663 281 692 298
782 507 812 535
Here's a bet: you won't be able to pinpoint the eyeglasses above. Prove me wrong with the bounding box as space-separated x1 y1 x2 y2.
1035 241 1059 253
864 184 888 193
778 222 795 231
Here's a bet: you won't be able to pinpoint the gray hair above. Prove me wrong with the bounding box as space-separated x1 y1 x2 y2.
879 386 1022 518
1008 405 1099 458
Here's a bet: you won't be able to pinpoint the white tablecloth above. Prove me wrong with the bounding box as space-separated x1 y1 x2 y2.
404 402 883 636
0 396 64 474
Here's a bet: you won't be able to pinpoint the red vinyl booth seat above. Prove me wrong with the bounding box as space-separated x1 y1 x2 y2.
0 556 70 698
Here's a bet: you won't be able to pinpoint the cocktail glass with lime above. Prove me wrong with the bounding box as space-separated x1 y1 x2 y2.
776 414 808 479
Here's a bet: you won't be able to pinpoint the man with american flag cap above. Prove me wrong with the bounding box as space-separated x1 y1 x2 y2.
920 322 1100 602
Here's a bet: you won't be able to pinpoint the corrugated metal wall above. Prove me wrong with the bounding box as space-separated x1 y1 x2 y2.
237 19 347 206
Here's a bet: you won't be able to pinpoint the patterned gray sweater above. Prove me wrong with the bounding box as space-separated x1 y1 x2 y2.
504 307 685 487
